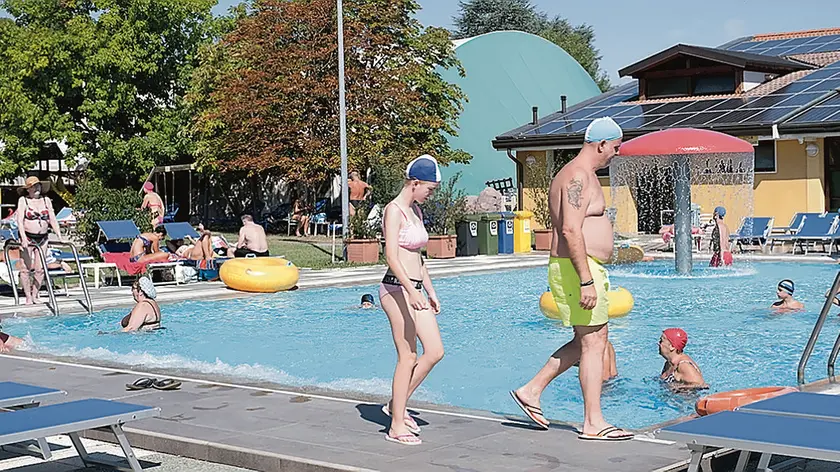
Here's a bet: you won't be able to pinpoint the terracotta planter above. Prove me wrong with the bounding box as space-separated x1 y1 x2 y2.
534 229 553 251
426 235 457 259
346 239 380 264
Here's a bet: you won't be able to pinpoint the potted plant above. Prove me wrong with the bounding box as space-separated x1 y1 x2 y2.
421 173 467 259
526 160 554 251
346 204 380 263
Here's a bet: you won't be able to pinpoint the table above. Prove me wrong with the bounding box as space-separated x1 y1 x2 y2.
82 262 121 288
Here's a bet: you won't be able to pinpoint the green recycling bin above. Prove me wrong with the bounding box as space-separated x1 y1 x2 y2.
478 213 499 256
456 214 481 257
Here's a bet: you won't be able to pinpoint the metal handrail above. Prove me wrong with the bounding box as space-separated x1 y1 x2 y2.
3 239 93 315
798 270 840 385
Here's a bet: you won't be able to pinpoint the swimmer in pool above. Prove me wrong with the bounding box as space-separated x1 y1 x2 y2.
772 279 804 313
360 294 375 309
121 276 161 332
659 328 707 390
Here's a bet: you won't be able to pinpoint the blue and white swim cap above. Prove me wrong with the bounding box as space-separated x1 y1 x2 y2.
584 117 623 143
405 154 442 183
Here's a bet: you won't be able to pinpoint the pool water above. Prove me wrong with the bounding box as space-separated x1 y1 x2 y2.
6 260 840 429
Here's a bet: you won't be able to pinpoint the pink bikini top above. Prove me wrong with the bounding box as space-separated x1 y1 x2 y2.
386 203 429 251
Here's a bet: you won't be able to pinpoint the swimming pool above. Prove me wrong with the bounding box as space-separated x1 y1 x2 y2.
6 260 840 429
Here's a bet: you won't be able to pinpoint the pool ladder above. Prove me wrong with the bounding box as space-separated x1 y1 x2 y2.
4 240 93 316
798 270 840 386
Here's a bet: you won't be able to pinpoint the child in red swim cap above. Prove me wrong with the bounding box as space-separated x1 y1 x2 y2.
659 328 707 389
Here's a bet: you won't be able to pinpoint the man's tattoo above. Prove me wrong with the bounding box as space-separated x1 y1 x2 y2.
567 178 583 210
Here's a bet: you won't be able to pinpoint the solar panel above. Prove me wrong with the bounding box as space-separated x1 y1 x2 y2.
771 80 821 94
773 91 829 106
745 95 796 108
741 107 798 124
675 100 724 113
801 68 840 81
707 99 749 111
788 105 840 123
671 111 731 126
810 78 840 92
643 113 696 127
811 43 840 53
709 109 762 124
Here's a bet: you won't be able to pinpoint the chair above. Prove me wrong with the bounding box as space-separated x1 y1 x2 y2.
729 217 774 252
771 212 818 235
163 222 200 240
0 398 159 471
162 203 179 224
657 392 840 472
0 382 66 460
96 220 180 284
768 213 838 254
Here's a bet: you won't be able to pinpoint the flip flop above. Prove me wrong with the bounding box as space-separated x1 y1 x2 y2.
384 433 422 446
382 404 421 435
152 379 182 391
509 390 549 430
126 377 156 391
578 426 634 441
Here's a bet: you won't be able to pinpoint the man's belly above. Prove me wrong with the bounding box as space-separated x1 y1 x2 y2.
583 216 614 262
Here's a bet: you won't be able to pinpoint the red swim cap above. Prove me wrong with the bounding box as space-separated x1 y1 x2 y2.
663 328 688 352
143 181 154 191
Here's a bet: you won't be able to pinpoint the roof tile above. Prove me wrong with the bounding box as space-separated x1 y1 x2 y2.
752 28 840 41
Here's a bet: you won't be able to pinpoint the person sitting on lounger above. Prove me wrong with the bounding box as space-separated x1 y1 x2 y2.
129 226 170 264
0 327 23 352
174 228 214 261
0 247 70 272
659 328 708 390
234 215 269 257
121 276 161 332
772 279 804 313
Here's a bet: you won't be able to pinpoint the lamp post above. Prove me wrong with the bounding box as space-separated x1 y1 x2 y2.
337 0 349 238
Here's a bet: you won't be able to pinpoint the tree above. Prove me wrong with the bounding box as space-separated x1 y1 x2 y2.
0 0 218 186
189 0 471 186
452 0 611 91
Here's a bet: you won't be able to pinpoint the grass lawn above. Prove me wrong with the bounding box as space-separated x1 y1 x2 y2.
218 233 383 270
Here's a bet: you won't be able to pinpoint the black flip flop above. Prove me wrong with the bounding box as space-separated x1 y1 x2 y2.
126 377 157 391
152 379 182 391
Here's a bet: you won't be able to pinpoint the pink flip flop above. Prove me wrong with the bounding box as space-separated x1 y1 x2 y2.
382 404 421 434
385 433 422 446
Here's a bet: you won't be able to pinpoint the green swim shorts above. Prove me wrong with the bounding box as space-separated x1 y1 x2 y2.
547 256 610 327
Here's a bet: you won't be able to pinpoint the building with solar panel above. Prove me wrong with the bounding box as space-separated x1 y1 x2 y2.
493 28 840 234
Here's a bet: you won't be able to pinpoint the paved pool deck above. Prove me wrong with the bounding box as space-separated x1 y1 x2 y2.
1 354 696 472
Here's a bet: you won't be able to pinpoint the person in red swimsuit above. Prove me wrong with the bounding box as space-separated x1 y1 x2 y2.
709 206 732 267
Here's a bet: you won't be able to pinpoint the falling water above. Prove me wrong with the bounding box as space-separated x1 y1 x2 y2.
610 151 755 274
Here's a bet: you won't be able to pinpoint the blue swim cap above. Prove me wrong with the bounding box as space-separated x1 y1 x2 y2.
361 294 375 305
714 206 726 218
584 117 623 143
405 154 442 183
778 279 794 295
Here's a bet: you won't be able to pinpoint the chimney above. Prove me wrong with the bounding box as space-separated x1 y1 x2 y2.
532 106 539 125
561 95 567 114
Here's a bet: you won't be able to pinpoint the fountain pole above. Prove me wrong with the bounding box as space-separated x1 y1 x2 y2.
673 155 693 274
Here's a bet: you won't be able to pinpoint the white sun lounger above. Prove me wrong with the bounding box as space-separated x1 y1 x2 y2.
0 381 66 459
0 398 159 471
656 392 840 472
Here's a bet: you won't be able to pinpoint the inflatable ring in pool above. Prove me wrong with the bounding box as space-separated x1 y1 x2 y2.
695 386 798 417
539 287 634 320
219 257 300 293
611 244 645 265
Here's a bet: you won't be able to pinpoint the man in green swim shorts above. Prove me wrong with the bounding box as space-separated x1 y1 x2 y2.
510 117 633 441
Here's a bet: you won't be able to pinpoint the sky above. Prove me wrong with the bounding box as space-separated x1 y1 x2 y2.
211 0 840 85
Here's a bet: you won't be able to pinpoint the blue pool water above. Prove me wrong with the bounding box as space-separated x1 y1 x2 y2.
5 261 840 429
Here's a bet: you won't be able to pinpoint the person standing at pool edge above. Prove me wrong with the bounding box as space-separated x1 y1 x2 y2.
510 117 633 441
379 155 443 446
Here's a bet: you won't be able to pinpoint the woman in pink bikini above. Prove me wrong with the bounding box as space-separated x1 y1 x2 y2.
379 155 443 446
140 182 165 227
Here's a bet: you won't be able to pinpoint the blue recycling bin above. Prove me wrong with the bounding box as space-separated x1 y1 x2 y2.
498 212 515 254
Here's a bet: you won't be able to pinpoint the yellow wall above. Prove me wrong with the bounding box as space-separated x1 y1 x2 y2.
518 139 826 234
516 151 548 228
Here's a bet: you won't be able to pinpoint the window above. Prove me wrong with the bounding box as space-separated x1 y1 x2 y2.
647 77 689 98
754 141 776 173
693 75 736 95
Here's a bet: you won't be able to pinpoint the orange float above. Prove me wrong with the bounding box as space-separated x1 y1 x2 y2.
695 386 798 416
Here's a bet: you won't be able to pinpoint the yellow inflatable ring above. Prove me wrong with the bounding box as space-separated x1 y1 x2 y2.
539 287 634 320
219 257 300 293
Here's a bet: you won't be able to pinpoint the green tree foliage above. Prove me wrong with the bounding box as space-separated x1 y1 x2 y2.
73 178 149 257
420 173 467 236
189 0 471 186
0 0 218 186
452 0 611 91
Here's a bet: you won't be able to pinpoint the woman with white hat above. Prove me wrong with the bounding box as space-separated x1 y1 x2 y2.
121 276 161 332
15 176 62 305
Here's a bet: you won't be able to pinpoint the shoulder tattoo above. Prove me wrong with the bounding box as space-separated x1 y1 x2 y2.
567 177 584 210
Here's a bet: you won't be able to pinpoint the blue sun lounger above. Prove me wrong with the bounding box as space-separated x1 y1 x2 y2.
0 382 66 459
768 213 838 254
163 222 199 240
0 398 159 471
97 220 181 284
729 217 774 252
657 392 840 472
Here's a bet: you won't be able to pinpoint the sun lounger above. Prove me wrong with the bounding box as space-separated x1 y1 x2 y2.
772 212 820 235
163 222 199 240
768 213 838 254
729 217 774 252
0 382 67 460
0 398 159 471
97 220 181 284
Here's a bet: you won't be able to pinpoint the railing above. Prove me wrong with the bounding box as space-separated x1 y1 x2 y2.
3 239 93 316
797 270 840 386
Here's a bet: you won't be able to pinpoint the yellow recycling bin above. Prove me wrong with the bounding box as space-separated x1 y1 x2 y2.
513 210 533 253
